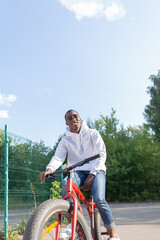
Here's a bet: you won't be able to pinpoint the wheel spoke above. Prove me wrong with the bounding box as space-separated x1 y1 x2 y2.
41 221 58 240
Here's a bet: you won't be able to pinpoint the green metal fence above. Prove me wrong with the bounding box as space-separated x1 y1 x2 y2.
0 126 61 239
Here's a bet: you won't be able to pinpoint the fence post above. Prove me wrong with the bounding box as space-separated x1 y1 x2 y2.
4 125 8 240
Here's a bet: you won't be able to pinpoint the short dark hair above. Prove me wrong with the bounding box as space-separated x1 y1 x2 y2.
64 109 79 120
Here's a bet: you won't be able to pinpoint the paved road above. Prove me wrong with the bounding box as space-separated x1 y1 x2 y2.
108 202 160 240
82 202 160 240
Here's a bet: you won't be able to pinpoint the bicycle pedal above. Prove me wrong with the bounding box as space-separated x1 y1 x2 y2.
101 231 109 235
60 223 72 239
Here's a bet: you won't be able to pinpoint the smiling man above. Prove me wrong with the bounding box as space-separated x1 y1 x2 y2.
40 110 120 240
65 110 81 133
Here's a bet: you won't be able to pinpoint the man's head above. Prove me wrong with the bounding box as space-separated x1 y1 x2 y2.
65 110 81 133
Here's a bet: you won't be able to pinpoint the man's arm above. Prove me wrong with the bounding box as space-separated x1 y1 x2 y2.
40 138 67 183
46 138 67 172
90 130 106 175
83 130 106 191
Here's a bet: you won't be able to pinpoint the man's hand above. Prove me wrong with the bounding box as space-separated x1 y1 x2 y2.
83 174 95 191
39 169 52 184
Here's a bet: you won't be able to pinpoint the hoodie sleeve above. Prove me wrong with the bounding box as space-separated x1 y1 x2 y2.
90 130 107 175
46 138 68 172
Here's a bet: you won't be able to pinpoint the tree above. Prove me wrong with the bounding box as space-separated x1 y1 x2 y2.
144 71 160 139
88 110 160 201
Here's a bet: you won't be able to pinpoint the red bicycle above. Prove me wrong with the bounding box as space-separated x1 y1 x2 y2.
23 154 109 240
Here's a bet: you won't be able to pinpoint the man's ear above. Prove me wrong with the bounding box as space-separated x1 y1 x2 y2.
66 121 69 126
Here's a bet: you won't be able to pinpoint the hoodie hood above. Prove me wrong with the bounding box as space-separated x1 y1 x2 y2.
66 120 89 137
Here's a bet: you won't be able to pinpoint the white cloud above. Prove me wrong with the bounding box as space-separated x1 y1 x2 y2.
67 2 104 20
0 110 9 119
58 0 126 21
0 93 16 118
105 2 126 21
0 93 17 106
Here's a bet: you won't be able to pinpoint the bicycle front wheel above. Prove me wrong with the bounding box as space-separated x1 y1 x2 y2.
23 199 92 240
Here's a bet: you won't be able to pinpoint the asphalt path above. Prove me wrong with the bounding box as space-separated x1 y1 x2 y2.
106 202 160 240
82 202 160 240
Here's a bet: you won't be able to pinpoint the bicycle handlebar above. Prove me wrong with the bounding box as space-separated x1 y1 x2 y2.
46 154 100 180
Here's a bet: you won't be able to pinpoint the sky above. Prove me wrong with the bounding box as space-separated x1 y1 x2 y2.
0 0 160 147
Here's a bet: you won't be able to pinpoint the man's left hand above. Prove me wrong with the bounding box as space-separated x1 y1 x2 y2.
83 174 95 191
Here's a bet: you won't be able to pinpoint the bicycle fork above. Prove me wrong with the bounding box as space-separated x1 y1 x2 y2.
89 196 95 240
56 171 79 240
55 197 78 240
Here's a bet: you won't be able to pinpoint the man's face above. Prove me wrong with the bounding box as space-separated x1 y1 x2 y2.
65 110 81 133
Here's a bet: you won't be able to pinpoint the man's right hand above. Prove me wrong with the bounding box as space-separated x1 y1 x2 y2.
39 169 52 184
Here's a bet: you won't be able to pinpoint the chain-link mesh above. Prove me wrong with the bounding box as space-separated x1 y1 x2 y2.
0 128 61 232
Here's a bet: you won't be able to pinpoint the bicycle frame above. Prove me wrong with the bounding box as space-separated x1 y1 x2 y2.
44 154 101 240
59 170 96 240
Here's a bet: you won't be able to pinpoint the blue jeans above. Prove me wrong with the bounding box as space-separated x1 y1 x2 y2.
61 170 115 229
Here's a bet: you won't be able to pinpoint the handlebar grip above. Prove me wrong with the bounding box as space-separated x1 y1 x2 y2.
45 173 56 180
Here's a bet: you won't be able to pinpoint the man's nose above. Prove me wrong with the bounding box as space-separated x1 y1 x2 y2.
71 117 76 121
71 116 77 121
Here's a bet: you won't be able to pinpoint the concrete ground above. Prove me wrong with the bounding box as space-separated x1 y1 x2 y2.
82 202 160 240
109 202 160 240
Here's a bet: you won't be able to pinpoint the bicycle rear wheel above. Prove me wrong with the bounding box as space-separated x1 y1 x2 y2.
94 208 109 240
23 199 92 240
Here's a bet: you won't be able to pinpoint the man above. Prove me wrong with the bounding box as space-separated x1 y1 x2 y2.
40 110 120 240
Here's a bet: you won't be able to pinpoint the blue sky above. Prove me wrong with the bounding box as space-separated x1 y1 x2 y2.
0 0 160 147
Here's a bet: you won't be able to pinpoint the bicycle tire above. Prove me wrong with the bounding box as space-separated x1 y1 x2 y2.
94 208 109 240
23 199 92 240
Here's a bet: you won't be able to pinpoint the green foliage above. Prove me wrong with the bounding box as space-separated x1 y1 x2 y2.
3 134 58 207
7 228 19 240
144 72 160 139
16 219 27 235
89 109 160 202
30 183 37 208
0 218 27 239
50 180 62 199
88 108 119 137
0 226 19 240
0 128 5 145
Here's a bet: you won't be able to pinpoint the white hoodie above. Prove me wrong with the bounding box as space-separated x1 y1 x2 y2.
46 120 106 175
